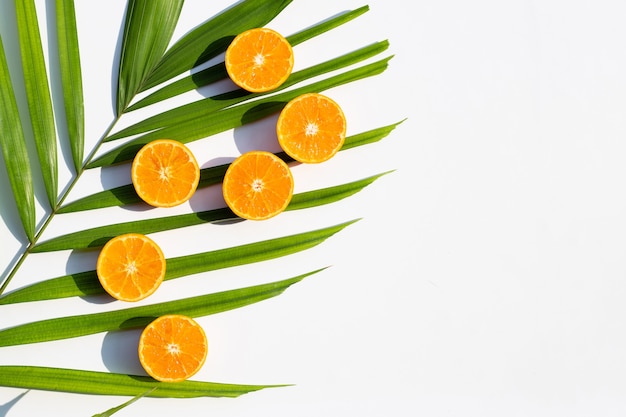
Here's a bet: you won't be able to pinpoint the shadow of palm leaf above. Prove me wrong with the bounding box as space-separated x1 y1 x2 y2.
0 390 28 417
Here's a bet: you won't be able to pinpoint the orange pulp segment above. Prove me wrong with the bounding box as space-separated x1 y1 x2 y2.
276 93 347 163
131 139 200 208
138 314 208 382
225 28 294 93
222 151 294 220
96 233 166 302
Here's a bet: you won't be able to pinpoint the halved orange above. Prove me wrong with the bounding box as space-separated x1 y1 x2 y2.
222 151 294 220
138 314 208 382
225 28 294 93
131 139 200 208
276 93 347 163
96 233 166 302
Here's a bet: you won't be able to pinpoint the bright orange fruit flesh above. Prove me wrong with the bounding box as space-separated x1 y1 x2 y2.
222 151 294 221
131 139 200 208
138 315 208 383
225 28 294 93
96 233 166 302
276 93 347 164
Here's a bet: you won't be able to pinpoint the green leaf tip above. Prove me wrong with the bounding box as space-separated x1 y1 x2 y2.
92 388 156 417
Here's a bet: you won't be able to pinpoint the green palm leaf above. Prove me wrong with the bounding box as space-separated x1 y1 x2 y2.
116 0 184 114
107 41 389 142
141 0 294 92
0 1 400 405
88 57 391 168
1 221 354 304
0 366 282 398
36 174 386 252
0 269 319 347
55 0 84 172
14 0 57 208
0 36 35 242
126 5 370 112
59 122 400 214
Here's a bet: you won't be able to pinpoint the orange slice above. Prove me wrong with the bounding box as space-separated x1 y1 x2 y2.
96 233 166 302
276 93 347 163
222 151 294 220
138 314 208 382
131 139 200 208
225 28 294 93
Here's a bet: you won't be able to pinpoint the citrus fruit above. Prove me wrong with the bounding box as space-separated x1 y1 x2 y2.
222 150 294 220
131 139 200 208
225 28 294 93
96 233 166 302
276 93 347 163
138 314 208 383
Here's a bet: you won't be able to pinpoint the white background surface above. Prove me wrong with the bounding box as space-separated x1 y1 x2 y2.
1 0 626 416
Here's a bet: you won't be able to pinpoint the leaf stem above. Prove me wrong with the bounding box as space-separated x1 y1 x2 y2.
0 115 121 295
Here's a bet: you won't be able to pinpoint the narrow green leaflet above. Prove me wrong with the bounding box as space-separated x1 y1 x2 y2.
142 0 294 91
116 0 184 114
286 5 368 45
0 270 320 347
1 221 355 304
92 388 156 416
36 174 386 252
340 120 407 151
108 41 389 141
127 5 370 112
0 37 35 242
55 0 84 172
286 173 391 211
14 0 58 207
88 57 391 168
60 121 401 213
0 366 281 398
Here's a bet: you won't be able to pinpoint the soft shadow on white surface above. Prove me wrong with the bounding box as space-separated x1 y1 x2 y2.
0 391 28 417
101 329 144 375
233 114 282 155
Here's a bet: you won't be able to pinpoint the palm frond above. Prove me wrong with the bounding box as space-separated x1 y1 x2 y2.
0 0 401 405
